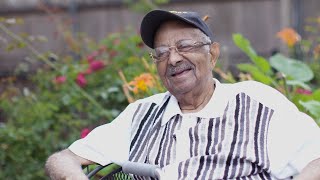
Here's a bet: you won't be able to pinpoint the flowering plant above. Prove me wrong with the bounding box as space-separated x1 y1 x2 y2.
0 15 163 180
232 23 320 124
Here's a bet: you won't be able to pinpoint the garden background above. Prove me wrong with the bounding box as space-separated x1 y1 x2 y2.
0 0 320 179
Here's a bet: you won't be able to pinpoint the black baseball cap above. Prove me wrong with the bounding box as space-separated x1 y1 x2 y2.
140 9 214 48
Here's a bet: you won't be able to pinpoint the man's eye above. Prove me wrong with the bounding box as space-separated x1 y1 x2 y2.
156 50 169 58
177 44 194 51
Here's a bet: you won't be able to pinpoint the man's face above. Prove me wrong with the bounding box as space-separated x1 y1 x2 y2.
153 21 219 96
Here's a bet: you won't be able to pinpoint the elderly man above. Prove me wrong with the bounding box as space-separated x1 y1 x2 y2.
45 10 320 179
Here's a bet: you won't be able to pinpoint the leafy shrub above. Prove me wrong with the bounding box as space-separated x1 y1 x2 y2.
0 16 163 179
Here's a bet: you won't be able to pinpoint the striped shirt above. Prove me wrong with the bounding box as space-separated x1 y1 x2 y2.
69 79 320 179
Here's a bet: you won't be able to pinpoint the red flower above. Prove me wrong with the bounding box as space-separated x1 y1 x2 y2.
76 73 87 87
80 128 91 138
53 76 66 84
296 88 312 95
89 60 105 71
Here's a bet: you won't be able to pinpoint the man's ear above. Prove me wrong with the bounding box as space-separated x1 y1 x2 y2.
209 42 220 67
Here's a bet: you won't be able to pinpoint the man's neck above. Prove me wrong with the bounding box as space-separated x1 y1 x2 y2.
176 79 215 114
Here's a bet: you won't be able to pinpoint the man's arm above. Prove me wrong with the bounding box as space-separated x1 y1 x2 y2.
45 149 94 180
294 158 320 180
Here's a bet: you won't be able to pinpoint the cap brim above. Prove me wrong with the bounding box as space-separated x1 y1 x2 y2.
140 10 198 48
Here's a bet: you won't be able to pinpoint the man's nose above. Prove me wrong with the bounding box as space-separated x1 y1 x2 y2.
167 48 183 66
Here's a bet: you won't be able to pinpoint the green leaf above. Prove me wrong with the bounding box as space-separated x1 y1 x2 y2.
299 100 320 118
312 89 320 101
252 56 271 74
233 34 257 58
237 63 273 85
232 34 271 73
270 54 314 82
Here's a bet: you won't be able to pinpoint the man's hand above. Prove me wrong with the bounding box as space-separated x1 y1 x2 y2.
45 149 93 180
294 158 320 180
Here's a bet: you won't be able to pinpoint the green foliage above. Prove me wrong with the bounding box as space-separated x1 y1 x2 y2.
233 33 320 125
233 34 275 86
270 54 314 82
0 20 162 179
299 100 320 123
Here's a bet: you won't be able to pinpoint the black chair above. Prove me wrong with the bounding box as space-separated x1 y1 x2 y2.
85 163 132 180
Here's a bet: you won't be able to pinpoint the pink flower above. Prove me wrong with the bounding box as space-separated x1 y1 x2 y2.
84 67 92 75
89 60 105 71
53 76 66 84
76 73 87 87
86 51 99 63
80 128 91 138
296 88 312 95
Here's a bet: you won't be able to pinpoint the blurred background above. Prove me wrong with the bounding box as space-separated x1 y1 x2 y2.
0 0 319 179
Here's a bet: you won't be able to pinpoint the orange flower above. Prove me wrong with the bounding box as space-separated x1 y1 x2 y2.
128 73 155 94
276 28 301 47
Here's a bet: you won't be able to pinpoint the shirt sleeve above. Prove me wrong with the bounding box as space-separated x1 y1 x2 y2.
268 103 320 178
68 103 136 166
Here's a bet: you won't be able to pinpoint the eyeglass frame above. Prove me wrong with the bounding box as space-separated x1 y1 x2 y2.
149 40 212 63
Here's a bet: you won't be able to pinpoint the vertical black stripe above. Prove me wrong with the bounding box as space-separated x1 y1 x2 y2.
205 118 214 155
195 156 205 178
130 103 156 151
159 120 173 166
231 93 247 178
200 155 213 179
254 103 263 166
130 107 158 161
217 104 229 170
211 117 221 154
178 162 183 180
130 106 159 161
165 115 181 165
240 95 251 177
189 128 194 157
223 94 241 179
265 110 273 170
259 107 269 167
182 159 190 179
154 124 169 165
194 124 200 156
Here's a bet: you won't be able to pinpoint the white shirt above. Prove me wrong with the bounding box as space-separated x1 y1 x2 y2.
69 79 320 179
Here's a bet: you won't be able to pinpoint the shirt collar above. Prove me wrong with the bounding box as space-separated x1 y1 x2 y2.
161 78 222 126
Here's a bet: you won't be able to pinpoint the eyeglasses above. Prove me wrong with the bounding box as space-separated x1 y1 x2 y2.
150 40 211 63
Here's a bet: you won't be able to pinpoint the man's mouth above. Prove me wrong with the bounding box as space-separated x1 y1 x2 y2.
171 68 192 77
168 63 193 77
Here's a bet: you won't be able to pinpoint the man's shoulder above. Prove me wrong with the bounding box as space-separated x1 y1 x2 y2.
222 80 292 109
